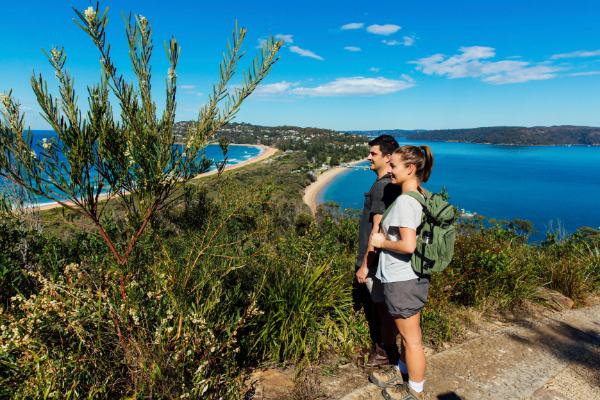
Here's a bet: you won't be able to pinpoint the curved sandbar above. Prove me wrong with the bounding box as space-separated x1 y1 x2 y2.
38 144 278 211
303 158 367 214
191 144 277 180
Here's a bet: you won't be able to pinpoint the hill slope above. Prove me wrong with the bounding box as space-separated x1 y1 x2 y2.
346 129 426 138
408 126 600 145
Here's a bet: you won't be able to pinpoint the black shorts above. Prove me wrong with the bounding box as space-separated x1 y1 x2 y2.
382 276 430 319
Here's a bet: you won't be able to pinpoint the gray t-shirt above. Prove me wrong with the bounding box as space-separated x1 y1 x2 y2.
376 194 423 283
356 174 402 268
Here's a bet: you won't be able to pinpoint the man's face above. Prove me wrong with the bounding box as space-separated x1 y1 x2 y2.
367 145 390 173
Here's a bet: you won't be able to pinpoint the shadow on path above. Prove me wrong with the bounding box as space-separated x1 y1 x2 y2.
437 392 463 399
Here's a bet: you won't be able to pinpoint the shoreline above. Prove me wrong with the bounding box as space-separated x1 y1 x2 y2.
38 144 278 211
303 158 367 214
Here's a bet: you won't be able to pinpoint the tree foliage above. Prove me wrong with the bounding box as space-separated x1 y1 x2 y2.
0 2 283 266
409 126 600 145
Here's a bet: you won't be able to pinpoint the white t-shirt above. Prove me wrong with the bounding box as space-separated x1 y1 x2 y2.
376 194 423 283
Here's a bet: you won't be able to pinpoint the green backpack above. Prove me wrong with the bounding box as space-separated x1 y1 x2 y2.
381 187 456 275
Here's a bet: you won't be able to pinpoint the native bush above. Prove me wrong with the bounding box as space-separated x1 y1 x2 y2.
429 230 531 308
0 2 282 266
254 223 369 364
315 201 361 257
529 232 600 304
0 180 277 399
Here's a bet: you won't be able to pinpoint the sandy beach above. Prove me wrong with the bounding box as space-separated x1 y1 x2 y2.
38 144 278 211
303 158 367 213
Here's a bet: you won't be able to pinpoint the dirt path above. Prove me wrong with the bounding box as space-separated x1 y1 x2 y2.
341 304 600 400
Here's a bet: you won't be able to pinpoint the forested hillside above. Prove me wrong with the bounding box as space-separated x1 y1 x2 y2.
174 121 369 165
408 126 600 145
347 129 426 138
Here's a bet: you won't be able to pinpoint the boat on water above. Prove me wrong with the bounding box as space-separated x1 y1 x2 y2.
460 208 477 218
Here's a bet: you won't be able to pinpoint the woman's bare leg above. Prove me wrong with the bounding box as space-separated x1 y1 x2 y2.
394 310 425 382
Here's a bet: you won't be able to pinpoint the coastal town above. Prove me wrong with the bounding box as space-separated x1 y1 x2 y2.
174 121 370 166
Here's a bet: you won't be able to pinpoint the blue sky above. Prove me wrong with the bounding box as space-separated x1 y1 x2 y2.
1 0 599 130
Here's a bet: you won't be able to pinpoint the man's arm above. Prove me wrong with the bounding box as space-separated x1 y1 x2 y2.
356 213 382 283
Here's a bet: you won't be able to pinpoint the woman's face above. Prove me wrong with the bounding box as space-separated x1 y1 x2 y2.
388 153 414 185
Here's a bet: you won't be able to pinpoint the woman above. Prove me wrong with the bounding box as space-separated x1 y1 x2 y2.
368 145 434 400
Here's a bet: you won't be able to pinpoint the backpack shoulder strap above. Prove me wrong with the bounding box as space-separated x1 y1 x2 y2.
403 190 426 206
381 189 424 226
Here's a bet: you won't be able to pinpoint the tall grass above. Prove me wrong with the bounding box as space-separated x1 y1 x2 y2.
253 217 369 364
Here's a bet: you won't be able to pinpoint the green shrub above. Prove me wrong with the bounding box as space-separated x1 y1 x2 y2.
0 181 275 399
253 221 369 364
532 233 600 303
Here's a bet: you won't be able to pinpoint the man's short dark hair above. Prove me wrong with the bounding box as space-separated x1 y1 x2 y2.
368 135 399 156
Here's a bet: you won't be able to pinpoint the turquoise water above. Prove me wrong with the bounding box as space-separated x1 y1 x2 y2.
316 140 600 243
1 130 263 207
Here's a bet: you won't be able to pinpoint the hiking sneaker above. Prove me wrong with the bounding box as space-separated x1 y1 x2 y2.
365 343 389 367
382 383 427 400
369 367 407 388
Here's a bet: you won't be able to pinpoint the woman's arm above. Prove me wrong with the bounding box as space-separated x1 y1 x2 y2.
370 227 417 254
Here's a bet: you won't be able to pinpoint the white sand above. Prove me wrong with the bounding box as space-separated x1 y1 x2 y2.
302 158 367 213
38 144 278 211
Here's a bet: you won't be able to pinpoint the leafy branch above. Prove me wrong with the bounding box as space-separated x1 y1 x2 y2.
0 2 283 266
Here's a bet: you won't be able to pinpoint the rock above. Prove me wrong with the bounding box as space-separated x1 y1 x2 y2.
247 368 294 400
423 345 436 356
535 286 575 310
529 388 572 399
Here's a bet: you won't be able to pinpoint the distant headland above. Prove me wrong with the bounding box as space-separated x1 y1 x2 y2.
405 125 600 146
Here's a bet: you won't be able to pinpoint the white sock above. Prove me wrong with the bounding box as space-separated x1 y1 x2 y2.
408 379 424 393
396 359 408 374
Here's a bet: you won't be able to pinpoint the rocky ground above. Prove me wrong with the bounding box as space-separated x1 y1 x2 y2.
246 292 600 400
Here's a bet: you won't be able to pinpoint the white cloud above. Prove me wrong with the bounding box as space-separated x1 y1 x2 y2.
197 93 203 96
289 46 324 60
291 76 414 97
253 81 299 95
179 85 195 89
569 71 600 76
275 34 293 44
256 38 268 49
481 65 561 84
401 74 415 83
258 35 293 48
550 49 600 60
410 46 562 84
366 24 401 35
368 67 380 72
403 36 415 46
341 23 364 30
382 36 414 46
345 46 361 51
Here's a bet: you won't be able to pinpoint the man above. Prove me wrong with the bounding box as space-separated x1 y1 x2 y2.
356 135 402 367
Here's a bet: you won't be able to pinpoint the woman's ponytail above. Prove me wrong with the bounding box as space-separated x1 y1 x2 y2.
418 145 434 183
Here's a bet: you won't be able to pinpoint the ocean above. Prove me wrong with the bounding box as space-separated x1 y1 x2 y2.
316 139 600 243
0 130 263 207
